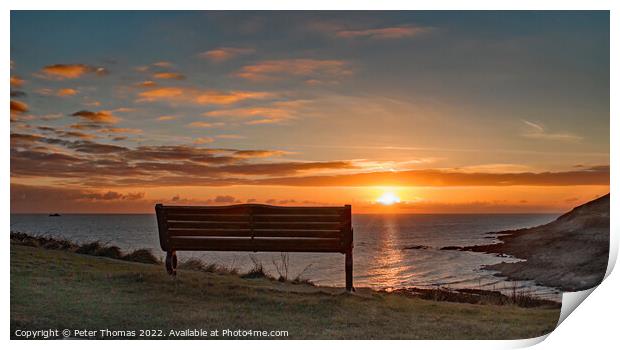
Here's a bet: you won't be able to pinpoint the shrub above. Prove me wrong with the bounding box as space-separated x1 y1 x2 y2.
122 249 159 264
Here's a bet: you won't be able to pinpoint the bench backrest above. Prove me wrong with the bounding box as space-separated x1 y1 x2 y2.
155 204 352 254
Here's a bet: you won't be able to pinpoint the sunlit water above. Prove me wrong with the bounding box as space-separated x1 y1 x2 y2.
10 213 562 301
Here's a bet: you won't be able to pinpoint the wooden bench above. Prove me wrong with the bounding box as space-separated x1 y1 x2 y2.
155 203 354 291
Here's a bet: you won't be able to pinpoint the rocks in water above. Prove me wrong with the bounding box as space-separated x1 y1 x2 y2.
403 245 430 250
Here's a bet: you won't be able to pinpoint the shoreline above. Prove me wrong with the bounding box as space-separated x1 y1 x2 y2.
453 194 609 292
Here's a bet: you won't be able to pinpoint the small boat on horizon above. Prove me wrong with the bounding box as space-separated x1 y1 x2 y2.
49 213 61 217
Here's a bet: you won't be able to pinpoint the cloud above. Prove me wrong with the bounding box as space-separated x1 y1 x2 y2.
336 25 433 39
252 166 610 187
10 133 355 186
11 91 27 98
213 195 237 203
216 134 245 139
187 121 224 128
137 87 275 105
235 59 352 82
200 47 255 62
136 80 158 88
40 64 108 79
11 75 24 87
152 72 186 80
36 126 96 140
157 115 177 121
13 129 607 190
152 61 175 68
82 191 145 201
203 100 306 125
57 88 79 97
70 122 104 130
521 120 583 142
11 184 147 213
10 100 29 115
71 110 120 124
99 127 143 135
232 150 288 158
193 137 215 144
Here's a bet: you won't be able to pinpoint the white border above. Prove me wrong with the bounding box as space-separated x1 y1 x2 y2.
3 1 617 349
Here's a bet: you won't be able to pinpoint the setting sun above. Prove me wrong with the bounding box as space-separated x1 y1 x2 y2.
377 192 401 205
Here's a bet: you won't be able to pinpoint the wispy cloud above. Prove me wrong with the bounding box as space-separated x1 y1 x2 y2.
156 115 177 121
235 58 352 82
152 72 186 80
200 47 255 62
186 121 225 128
203 101 303 125
216 134 245 139
521 120 583 142
335 25 433 39
137 86 275 105
193 137 215 144
308 20 434 40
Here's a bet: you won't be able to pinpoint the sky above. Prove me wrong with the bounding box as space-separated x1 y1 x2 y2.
10 11 609 213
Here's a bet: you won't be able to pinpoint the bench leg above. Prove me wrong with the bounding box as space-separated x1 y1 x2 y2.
165 251 177 276
345 249 354 292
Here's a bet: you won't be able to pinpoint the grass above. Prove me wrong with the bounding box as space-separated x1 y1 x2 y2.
10 243 560 339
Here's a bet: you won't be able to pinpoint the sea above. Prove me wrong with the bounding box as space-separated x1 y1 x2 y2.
10 213 563 301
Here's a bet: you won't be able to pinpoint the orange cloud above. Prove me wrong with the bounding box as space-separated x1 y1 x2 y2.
152 61 175 68
71 110 120 124
193 137 215 144
216 134 245 139
157 115 177 121
200 47 255 62
136 80 157 88
10 100 29 115
252 166 610 187
11 75 24 87
137 87 275 105
100 127 143 134
187 121 224 128
41 64 108 79
235 59 352 82
152 72 186 80
204 100 305 125
57 88 79 97
233 150 288 158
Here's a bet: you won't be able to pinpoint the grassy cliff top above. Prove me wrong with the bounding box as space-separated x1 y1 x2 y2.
11 243 559 339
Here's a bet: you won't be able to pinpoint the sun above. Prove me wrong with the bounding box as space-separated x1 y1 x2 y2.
377 192 401 205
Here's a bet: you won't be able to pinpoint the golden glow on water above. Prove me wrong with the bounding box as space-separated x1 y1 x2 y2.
367 216 410 287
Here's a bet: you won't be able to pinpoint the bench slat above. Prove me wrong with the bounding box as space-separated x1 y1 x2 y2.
168 228 342 238
162 205 344 216
167 221 251 229
169 237 342 252
253 222 342 230
166 214 250 222
251 206 345 215
253 215 341 222
168 228 251 237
